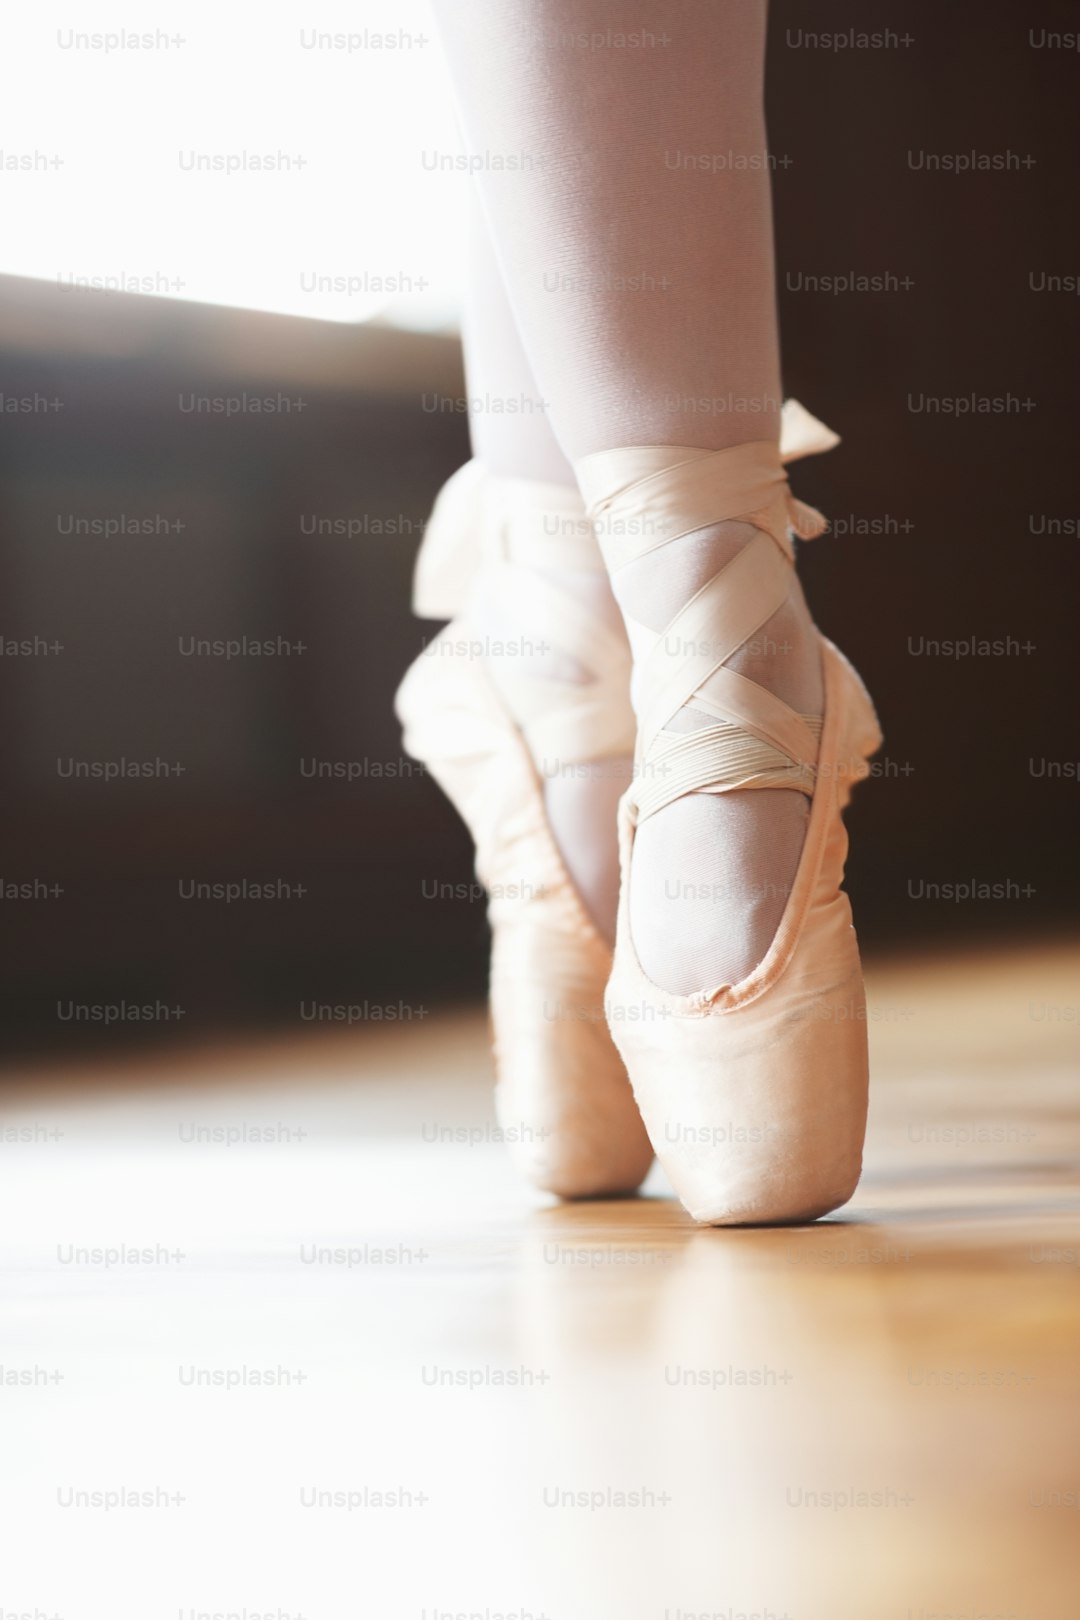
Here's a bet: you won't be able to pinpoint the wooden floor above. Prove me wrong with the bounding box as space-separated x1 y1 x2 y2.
1 940 1078 1619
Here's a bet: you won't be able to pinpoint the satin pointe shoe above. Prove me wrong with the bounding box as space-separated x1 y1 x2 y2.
575 402 883 1225
395 461 655 1198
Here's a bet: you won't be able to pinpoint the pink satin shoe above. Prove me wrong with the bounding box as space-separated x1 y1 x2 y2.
396 462 654 1198
575 403 882 1224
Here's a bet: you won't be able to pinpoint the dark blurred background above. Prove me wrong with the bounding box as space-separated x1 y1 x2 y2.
1 0 1077 1058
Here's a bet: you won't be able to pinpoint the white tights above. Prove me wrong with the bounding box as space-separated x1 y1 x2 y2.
462 198 632 942
445 1 819 989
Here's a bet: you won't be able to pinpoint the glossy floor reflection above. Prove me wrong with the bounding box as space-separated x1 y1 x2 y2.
1 941 1078 1619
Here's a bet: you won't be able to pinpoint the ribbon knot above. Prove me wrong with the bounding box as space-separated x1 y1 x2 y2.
778 398 840 543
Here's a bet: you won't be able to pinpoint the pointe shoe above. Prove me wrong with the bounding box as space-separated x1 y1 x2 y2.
575 403 882 1225
395 461 654 1199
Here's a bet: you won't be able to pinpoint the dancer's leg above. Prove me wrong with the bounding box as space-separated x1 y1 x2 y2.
461 196 633 940
433 0 818 991
461 194 574 488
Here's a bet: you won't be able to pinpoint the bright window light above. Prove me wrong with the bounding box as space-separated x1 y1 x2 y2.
0 0 469 327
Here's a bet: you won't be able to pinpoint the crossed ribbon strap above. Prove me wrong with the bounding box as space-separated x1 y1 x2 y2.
574 400 840 824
